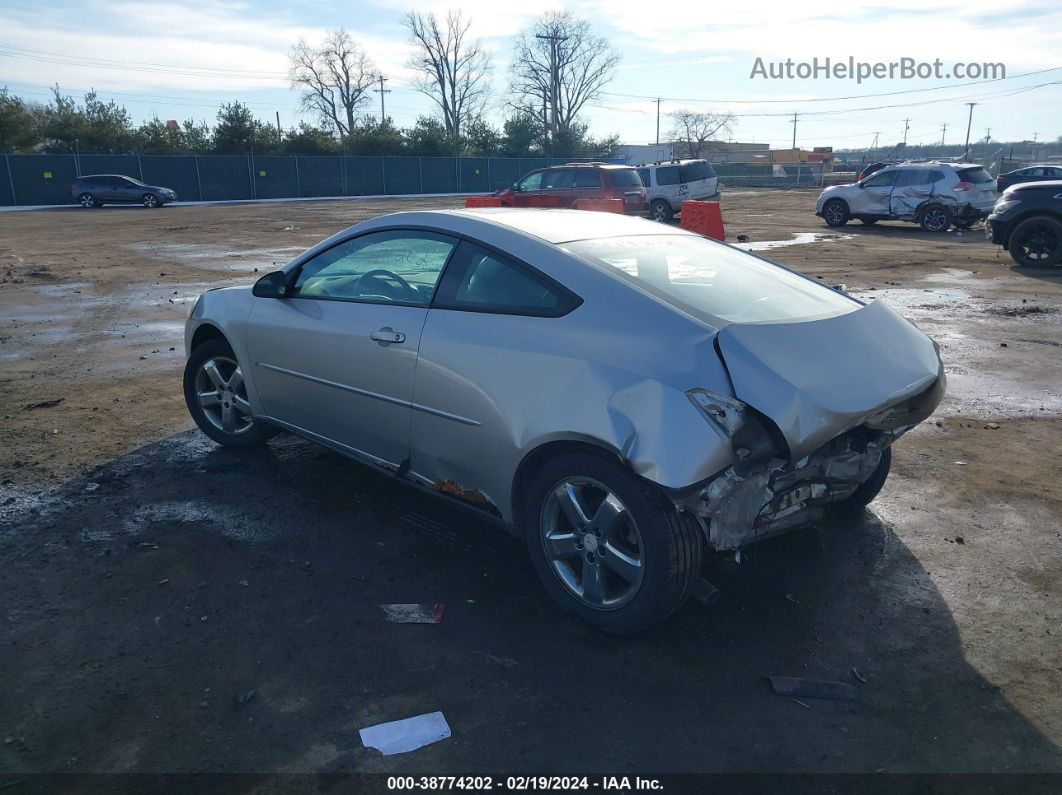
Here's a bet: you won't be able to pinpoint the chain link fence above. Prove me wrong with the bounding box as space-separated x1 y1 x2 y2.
0 154 620 207
713 162 826 188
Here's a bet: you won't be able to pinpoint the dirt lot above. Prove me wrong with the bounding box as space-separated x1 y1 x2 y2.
1 191 1060 777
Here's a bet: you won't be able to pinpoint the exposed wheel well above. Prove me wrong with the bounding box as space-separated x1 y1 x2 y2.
510 439 624 529
190 323 228 352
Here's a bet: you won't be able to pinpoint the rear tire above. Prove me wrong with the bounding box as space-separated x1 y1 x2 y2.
183 338 275 447
918 204 952 233
78 193 99 208
650 199 674 223
838 447 891 511
823 199 850 227
523 451 702 634
1008 216 1062 268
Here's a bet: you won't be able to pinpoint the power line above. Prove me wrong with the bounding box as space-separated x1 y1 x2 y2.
600 65 1062 105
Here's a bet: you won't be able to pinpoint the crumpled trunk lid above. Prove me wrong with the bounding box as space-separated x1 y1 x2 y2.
716 299 942 459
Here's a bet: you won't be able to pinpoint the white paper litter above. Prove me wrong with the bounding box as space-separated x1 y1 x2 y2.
359 711 451 755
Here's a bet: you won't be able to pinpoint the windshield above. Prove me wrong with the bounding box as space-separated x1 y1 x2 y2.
562 235 858 325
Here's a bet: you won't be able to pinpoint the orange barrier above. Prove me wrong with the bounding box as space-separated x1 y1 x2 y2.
525 195 569 209
464 196 503 208
680 200 725 240
575 198 624 214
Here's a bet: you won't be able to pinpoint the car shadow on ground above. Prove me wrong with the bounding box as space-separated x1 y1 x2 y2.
1 431 1060 775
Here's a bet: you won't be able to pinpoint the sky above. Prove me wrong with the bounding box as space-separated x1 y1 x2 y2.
1 0 1059 151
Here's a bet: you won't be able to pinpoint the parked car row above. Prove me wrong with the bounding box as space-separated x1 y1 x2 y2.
814 161 1062 268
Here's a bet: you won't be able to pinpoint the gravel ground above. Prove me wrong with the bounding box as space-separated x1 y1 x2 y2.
1 190 1060 776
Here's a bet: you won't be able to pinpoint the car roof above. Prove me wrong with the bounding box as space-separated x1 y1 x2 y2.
355 208 692 246
1009 179 1062 191
545 163 632 169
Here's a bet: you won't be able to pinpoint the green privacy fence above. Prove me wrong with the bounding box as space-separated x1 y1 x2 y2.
0 154 620 207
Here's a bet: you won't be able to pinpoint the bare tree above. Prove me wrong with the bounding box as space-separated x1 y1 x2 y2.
289 29 379 138
668 109 735 158
509 12 620 141
403 10 491 140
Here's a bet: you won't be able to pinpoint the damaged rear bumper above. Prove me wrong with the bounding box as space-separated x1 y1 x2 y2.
671 373 944 551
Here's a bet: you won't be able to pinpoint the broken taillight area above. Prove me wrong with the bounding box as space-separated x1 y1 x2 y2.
673 425 895 552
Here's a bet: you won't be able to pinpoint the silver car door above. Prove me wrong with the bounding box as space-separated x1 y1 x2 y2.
889 168 933 219
409 240 581 511
851 168 898 215
245 229 458 468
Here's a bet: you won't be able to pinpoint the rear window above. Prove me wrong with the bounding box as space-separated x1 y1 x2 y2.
573 169 602 188
609 169 642 187
656 166 681 186
680 161 715 182
562 235 857 325
957 168 993 184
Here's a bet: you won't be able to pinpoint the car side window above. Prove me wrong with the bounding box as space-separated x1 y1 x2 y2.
636 168 651 187
929 170 946 182
863 170 898 188
517 171 543 191
1026 167 1045 177
434 241 580 317
290 230 458 305
543 169 575 189
894 169 929 187
656 166 681 186
573 169 602 188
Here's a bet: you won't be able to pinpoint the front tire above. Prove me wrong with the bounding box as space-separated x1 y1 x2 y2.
142 193 160 208
523 451 702 634
1008 216 1062 267
183 339 274 447
823 199 850 227
650 199 674 223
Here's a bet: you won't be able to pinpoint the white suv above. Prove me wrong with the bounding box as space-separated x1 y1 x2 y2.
637 159 719 222
815 161 997 232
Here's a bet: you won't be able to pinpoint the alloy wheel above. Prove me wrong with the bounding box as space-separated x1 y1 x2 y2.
540 477 645 610
79 193 95 208
922 208 949 232
142 194 158 208
1015 222 1060 264
194 356 254 434
824 202 846 225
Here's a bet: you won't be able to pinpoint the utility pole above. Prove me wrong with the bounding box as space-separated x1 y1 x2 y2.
535 32 569 148
963 102 977 159
275 110 282 143
1032 132 1038 142
902 118 910 146
984 127 991 143
940 123 947 148
373 75 390 122
790 112 798 150
655 98 662 146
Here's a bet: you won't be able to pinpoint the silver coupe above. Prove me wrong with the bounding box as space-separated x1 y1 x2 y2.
184 208 944 633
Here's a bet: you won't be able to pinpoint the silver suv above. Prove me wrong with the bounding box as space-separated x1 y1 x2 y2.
815 161 997 232
637 160 719 222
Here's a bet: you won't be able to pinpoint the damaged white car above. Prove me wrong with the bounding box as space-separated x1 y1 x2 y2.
816 161 997 232
184 209 944 633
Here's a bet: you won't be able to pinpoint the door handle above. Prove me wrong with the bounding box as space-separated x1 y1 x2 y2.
370 329 406 344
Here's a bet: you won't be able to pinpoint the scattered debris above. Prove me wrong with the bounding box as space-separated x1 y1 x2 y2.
157 578 169 586
360 711 451 756
784 592 799 604
790 698 812 709
380 603 445 624
984 423 1000 430
238 579 249 587
955 536 965 545
851 667 867 684
233 687 256 710
84 482 100 492
23 398 63 411
767 676 860 702
736 234 750 242
692 577 720 606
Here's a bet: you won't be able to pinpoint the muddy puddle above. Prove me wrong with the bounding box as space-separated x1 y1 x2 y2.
735 232 853 251
858 276 1062 418
129 242 303 272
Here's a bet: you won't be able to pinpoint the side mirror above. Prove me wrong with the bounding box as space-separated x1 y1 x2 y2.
252 270 289 299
